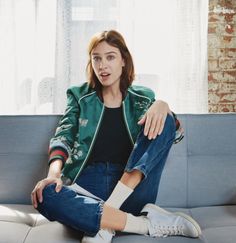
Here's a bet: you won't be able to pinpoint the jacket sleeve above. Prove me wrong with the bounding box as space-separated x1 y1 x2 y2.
171 112 184 144
48 88 79 167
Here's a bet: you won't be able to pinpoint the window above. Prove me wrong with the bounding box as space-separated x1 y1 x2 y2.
0 0 208 114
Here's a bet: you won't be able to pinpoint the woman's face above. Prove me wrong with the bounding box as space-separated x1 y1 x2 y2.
91 41 125 89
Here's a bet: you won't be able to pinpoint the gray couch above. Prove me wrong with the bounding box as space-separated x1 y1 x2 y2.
0 114 236 243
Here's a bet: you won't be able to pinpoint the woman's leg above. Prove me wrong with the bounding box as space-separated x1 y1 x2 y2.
99 203 201 238
121 147 172 215
98 114 200 238
80 114 180 242
37 184 104 237
124 113 176 181
37 162 125 237
105 113 176 214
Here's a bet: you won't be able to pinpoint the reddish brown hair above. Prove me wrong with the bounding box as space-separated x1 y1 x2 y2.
86 30 135 99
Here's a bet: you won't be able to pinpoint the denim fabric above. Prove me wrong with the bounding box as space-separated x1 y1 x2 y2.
37 114 176 235
37 183 104 236
121 113 176 215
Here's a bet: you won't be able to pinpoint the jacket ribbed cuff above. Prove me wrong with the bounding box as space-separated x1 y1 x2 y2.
48 147 68 166
171 111 184 144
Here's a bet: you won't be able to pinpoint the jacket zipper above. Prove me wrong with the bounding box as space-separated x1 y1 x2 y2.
72 105 105 184
122 101 134 145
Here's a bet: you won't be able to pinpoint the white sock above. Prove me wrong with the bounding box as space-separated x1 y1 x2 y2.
105 181 133 209
123 213 149 235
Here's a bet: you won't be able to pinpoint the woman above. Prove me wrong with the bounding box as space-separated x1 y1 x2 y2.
31 30 201 243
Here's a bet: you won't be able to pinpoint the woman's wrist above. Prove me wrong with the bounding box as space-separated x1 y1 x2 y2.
156 100 172 116
47 159 63 178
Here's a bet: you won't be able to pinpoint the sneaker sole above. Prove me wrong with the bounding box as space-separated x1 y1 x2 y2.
141 203 201 238
174 212 202 237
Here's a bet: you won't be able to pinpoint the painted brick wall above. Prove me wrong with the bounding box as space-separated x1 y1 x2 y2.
208 0 236 112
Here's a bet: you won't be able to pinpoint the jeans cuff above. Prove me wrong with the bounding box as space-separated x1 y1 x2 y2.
83 200 104 237
124 165 148 179
95 200 105 235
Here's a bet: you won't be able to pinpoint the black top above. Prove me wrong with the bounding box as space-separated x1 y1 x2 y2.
87 106 133 165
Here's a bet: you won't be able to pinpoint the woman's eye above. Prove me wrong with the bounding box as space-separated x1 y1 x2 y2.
107 55 115 61
93 56 101 62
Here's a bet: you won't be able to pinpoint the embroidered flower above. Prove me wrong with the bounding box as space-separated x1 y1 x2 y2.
79 118 88 127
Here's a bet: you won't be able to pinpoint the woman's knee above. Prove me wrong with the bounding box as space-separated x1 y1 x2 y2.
36 184 59 220
36 184 56 211
42 183 57 199
150 113 176 146
156 113 175 139
164 113 176 131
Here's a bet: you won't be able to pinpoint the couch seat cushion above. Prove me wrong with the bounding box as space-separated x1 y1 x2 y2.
1 204 236 243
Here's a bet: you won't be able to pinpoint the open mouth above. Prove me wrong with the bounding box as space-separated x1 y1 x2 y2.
100 73 111 77
100 73 111 80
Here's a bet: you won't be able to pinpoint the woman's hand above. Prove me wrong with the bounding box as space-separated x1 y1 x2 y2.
31 159 63 208
31 176 63 209
137 100 172 139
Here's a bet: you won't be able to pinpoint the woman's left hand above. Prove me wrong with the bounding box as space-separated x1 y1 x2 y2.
137 100 172 139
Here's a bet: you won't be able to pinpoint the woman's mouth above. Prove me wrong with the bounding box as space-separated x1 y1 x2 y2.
100 73 111 81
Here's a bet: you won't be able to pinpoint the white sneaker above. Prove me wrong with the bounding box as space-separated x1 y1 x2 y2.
81 229 115 243
141 204 201 238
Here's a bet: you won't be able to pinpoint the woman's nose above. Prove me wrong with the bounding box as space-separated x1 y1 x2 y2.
99 58 107 69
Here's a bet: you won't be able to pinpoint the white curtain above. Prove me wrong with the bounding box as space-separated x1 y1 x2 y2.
0 0 56 114
0 0 208 114
133 0 209 113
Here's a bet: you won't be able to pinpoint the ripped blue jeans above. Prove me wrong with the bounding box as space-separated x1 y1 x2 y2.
36 114 176 236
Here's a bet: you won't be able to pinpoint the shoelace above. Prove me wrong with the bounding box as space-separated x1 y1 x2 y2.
153 225 184 237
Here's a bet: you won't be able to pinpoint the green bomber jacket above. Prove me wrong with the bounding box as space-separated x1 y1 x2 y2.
48 82 184 184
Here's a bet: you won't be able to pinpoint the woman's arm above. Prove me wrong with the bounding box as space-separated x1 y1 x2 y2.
31 88 81 208
48 88 80 167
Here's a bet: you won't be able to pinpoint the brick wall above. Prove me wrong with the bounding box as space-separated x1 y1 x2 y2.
208 0 236 112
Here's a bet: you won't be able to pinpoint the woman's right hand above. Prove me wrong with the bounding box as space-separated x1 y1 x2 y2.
31 176 63 209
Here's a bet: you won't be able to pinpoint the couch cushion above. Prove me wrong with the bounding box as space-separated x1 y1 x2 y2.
0 115 60 205
113 234 205 242
157 114 236 208
187 114 236 207
0 222 31 243
0 154 48 205
202 227 236 243
24 222 83 243
0 204 45 226
165 206 236 230
190 205 236 230
0 204 83 243
2 204 236 243
165 206 236 243
188 155 236 207
156 115 188 208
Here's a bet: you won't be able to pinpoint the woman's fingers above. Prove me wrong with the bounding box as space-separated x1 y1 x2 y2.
31 188 38 208
31 182 42 208
55 179 63 193
145 113 166 139
144 113 151 136
142 100 171 139
137 115 146 125
31 179 49 208
156 114 167 136
147 114 158 139
36 183 44 204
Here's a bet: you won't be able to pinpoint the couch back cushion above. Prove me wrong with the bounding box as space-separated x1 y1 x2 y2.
0 115 60 204
0 114 236 207
156 114 236 208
